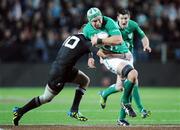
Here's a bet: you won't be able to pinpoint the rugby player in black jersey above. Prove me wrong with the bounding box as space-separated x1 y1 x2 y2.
12 32 96 126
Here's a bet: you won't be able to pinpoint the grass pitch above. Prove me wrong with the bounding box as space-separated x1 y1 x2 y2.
0 87 179 126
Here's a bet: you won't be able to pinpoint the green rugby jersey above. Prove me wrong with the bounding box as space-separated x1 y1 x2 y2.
117 20 145 52
83 16 128 54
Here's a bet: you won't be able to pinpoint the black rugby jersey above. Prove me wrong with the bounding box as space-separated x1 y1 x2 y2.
53 34 92 68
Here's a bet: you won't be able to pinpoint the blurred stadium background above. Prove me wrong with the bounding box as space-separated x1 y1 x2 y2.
0 0 180 127
0 0 180 87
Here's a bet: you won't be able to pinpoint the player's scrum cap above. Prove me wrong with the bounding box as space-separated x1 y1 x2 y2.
87 7 102 22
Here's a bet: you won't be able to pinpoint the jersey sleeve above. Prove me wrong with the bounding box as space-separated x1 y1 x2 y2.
105 16 122 36
132 20 145 39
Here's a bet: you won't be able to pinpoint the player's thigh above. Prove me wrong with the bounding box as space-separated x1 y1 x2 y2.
115 75 124 91
102 58 133 75
64 67 78 82
48 67 66 93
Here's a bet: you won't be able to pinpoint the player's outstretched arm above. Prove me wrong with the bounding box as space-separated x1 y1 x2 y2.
142 36 151 53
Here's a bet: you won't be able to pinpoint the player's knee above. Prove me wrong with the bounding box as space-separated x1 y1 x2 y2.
39 93 55 104
39 95 52 104
81 75 90 88
127 69 138 83
48 80 64 94
115 85 123 91
121 65 133 78
38 84 57 104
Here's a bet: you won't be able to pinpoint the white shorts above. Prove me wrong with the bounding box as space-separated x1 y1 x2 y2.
102 51 134 75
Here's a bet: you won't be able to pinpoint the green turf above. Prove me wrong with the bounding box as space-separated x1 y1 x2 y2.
0 87 180 126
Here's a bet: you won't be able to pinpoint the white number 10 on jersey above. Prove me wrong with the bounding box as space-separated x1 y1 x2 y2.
63 36 80 49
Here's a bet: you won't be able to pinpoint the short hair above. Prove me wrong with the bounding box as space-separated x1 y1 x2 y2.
117 8 130 15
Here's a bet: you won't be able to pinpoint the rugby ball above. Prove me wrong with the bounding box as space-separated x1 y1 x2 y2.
97 32 108 39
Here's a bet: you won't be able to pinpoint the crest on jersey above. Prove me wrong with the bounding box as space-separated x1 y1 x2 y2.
128 33 133 39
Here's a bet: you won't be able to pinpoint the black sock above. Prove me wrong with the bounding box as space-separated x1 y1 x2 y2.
20 97 41 115
70 87 86 112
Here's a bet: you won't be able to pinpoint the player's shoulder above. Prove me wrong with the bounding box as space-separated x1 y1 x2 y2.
103 16 118 29
73 33 83 37
129 20 139 27
73 33 88 41
83 22 92 29
103 16 116 23
83 22 94 32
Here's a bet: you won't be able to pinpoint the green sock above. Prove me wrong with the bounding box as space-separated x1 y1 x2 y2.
101 84 118 99
119 107 126 120
133 84 144 112
119 96 127 120
122 80 134 104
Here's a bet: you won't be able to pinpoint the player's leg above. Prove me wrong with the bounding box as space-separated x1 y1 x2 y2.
13 66 65 126
99 84 117 109
13 82 63 126
117 107 129 126
117 74 138 125
117 91 130 126
99 75 124 109
132 81 150 118
101 57 136 117
117 73 150 126
117 63 137 117
67 69 90 121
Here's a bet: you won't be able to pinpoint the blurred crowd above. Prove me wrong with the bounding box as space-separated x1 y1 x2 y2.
0 0 179 63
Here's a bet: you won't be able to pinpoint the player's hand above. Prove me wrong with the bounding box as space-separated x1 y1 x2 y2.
97 49 107 58
88 58 96 68
91 35 98 46
99 57 104 64
143 46 151 53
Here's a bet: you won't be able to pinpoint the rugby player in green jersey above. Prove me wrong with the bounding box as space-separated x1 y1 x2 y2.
97 8 151 126
83 7 138 120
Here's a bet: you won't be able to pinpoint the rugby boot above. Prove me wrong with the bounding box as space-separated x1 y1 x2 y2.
99 91 107 109
122 103 136 117
13 107 23 126
67 111 88 121
141 109 151 118
117 119 130 126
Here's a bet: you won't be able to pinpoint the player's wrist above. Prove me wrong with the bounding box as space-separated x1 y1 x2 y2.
97 38 103 45
88 52 93 58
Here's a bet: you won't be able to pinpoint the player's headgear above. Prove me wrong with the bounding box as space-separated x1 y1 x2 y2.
87 7 102 22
